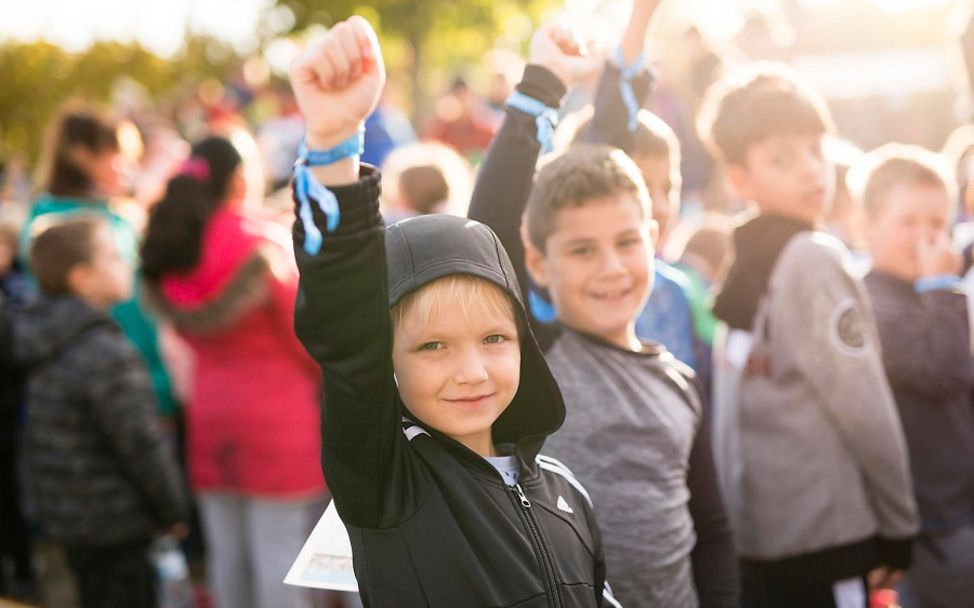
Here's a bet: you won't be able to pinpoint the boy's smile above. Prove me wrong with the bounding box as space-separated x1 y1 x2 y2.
729 133 831 224
527 194 656 351
392 286 521 457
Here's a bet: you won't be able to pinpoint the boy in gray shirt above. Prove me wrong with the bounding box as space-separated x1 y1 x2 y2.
468 3 738 606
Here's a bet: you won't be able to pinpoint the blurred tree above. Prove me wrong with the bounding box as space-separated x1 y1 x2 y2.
273 0 551 121
0 36 237 170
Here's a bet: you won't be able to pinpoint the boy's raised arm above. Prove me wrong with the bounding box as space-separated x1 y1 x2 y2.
468 24 599 304
584 0 660 150
288 19 413 527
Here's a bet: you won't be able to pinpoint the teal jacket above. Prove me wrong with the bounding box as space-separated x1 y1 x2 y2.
20 194 177 416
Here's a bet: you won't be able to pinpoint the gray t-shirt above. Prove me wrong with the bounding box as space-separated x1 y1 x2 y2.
484 443 520 487
542 328 701 608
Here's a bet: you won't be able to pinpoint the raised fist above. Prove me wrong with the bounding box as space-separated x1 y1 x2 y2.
528 22 603 88
289 16 386 149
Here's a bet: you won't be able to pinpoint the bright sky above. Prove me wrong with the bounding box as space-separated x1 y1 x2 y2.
0 0 955 58
0 0 271 56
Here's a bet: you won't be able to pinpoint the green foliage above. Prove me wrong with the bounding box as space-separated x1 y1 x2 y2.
0 37 237 164
275 0 552 118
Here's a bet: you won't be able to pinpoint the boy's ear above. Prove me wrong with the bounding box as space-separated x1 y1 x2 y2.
66 263 91 297
520 224 550 288
724 164 753 201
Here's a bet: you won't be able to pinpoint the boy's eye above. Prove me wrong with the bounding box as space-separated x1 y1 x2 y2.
484 334 507 345
418 342 443 351
569 246 593 256
619 237 641 248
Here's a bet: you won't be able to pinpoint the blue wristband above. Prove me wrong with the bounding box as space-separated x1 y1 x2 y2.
298 131 365 167
293 131 365 255
914 274 963 294
506 91 559 154
614 47 646 133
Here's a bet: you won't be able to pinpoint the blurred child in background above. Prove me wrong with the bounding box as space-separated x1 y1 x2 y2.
15 214 187 608
857 144 974 608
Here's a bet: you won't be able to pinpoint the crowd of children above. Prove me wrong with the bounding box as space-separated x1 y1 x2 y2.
3 1 974 607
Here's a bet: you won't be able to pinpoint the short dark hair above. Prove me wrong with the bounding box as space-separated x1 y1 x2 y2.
525 144 649 251
29 215 104 296
570 108 680 164
697 63 833 166
37 105 120 198
850 143 953 220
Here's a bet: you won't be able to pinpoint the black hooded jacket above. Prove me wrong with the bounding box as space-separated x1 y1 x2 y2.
293 167 615 607
11 296 186 546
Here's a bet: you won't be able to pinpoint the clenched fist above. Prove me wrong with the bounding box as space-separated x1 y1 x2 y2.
528 23 603 88
289 16 386 150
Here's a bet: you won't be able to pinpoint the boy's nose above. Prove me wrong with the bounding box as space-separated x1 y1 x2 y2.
600 250 627 275
454 348 489 384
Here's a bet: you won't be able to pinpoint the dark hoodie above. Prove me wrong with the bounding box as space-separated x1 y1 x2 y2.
12 295 186 546
293 167 613 607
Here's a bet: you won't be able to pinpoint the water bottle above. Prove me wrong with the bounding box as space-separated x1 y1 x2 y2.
150 536 194 608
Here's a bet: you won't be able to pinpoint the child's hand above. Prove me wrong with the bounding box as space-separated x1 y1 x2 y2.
289 16 386 150
917 231 960 277
528 23 602 88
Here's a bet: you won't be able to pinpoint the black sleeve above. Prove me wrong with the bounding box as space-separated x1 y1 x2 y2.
292 167 423 529
85 338 188 529
582 60 655 152
687 407 740 608
467 64 566 349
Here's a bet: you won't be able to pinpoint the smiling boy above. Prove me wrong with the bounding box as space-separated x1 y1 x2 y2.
288 16 618 607
468 2 738 606
700 65 919 608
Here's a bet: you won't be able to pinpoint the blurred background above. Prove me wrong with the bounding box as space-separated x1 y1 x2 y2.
0 0 971 170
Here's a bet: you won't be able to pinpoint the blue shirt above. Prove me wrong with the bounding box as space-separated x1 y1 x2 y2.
635 260 697 368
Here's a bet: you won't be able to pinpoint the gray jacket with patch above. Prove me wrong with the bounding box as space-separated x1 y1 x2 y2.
712 231 918 583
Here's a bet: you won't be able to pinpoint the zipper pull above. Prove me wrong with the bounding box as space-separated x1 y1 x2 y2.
513 483 531 508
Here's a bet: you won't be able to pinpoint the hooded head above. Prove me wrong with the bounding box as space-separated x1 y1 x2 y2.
384 214 564 462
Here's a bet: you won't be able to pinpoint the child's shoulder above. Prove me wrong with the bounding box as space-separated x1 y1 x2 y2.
776 229 852 281
651 351 703 416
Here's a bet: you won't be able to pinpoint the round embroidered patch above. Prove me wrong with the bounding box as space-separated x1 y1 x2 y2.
829 298 868 356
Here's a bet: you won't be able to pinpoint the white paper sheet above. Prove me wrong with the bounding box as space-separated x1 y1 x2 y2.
284 501 359 592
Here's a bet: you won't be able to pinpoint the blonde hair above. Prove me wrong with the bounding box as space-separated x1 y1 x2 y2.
390 274 518 336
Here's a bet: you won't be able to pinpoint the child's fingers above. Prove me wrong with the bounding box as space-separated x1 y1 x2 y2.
290 41 335 93
334 23 362 81
324 38 351 89
565 54 603 79
347 15 384 77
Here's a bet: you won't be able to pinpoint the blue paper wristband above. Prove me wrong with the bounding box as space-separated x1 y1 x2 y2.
293 131 365 255
506 91 559 153
298 130 365 167
915 274 963 294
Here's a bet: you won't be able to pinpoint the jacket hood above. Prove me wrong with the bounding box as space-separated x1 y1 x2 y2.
384 214 565 467
158 209 263 308
12 296 115 369
147 210 286 334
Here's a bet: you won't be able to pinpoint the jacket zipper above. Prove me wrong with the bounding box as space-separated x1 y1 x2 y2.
512 482 563 608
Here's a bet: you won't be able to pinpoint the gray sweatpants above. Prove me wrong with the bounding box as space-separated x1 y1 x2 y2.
198 492 362 608
898 524 974 608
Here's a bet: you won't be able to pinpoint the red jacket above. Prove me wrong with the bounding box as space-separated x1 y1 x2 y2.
147 208 325 497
